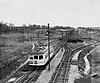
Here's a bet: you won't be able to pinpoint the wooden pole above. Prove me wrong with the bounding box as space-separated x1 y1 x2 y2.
48 23 50 71
62 31 63 39
61 31 63 51
66 31 67 41
38 31 39 41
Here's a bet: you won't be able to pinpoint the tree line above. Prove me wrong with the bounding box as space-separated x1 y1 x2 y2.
0 22 99 34
0 23 73 34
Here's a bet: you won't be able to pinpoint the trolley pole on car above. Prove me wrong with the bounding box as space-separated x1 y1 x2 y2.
66 31 67 41
38 31 40 41
62 31 63 39
32 26 35 41
48 23 50 71
33 30 34 41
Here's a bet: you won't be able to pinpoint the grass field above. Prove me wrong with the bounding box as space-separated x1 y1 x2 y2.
0 33 34 63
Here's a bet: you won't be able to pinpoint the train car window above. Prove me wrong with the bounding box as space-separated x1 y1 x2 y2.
34 56 38 59
39 55 43 60
30 57 33 60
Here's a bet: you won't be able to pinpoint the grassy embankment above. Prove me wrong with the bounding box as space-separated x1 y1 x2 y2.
90 45 100 83
0 33 33 80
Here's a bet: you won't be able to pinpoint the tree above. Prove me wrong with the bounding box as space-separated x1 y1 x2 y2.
9 23 15 33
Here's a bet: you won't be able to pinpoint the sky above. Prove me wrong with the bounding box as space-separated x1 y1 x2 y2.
0 0 100 27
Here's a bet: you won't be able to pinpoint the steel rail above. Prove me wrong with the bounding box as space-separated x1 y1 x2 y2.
51 45 71 83
14 67 39 83
49 42 98 83
63 42 99 83
26 68 43 83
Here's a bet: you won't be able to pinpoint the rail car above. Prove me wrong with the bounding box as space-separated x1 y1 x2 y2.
28 44 54 66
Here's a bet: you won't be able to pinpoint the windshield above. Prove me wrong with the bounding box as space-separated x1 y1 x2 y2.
34 56 38 59
39 55 43 60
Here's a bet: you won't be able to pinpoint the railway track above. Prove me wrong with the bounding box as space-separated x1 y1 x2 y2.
0 49 32 69
49 44 72 83
14 66 45 83
14 44 62 83
25 46 67 83
0 39 60 81
6 42 97 83
21 67 45 83
4 39 63 83
49 42 98 83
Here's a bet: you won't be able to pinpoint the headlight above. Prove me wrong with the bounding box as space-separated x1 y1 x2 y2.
34 61 37 64
29 61 33 64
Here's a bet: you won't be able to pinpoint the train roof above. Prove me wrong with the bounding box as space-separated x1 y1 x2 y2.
30 43 53 55
29 52 44 54
29 46 47 54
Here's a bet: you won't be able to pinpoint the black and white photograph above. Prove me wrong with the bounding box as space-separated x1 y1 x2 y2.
0 0 100 83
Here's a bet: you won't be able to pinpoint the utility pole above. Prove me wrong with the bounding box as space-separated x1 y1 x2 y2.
33 30 34 41
38 31 40 41
38 31 39 38
33 25 35 41
62 31 63 39
48 23 50 71
66 31 67 41
61 31 63 51
23 25 25 42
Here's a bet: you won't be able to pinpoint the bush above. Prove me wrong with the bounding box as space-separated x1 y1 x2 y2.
0 42 6 47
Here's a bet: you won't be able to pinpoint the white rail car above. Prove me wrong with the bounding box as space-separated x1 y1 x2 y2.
28 45 54 66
